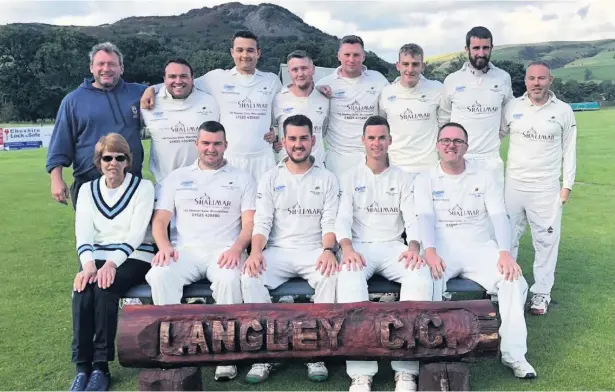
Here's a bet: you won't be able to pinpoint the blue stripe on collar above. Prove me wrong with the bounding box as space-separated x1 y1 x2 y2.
91 175 141 219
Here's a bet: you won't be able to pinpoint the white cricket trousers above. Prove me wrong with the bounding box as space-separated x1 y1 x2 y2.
505 178 563 295
146 246 244 305
325 150 365 179
336 241 434 377
225 149 276 185
432 237 529 363
241 247 337 303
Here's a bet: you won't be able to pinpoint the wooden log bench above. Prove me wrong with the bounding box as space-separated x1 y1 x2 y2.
117 300 498 391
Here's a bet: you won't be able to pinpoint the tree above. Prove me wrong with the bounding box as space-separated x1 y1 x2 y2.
584 68 593 81
493 60 525 97
446 54 466 75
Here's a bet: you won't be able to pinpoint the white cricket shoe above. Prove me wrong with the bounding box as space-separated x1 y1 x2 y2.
214 365 237 381
246 363 272 383
306 362 328 381
530 294 551 315
502 358 537 379
394 371 417 391
349 375 372 392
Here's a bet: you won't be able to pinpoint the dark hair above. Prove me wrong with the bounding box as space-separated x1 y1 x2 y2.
287 49 312 62
232 30 259 49
465 26 493 47
437 122 468 141
399 43 424 60
198 121 226 140
283 114 313 136
164 57 193 77
362 115 390 135
340 35 364 49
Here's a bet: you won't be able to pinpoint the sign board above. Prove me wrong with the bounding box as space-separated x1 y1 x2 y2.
1 126 53 151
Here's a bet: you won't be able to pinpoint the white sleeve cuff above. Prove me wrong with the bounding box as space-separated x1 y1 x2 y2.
79 251 95 267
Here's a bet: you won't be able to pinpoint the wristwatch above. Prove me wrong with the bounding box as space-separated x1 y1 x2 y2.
323 247 337 255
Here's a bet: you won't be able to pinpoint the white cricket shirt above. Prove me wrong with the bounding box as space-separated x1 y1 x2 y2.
379 76 444 173
195 67 282 155
156 161 256 249
316 66 389 155
503 91 577 190
441 62 513 159
335 163 419 244
142 87 220 183
253 158 339 250
273 84 330 165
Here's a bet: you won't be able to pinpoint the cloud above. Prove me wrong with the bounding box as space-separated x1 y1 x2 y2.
541 13 559 21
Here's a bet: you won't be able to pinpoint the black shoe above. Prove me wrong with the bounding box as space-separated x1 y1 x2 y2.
69 373 89 391
84 370 110 391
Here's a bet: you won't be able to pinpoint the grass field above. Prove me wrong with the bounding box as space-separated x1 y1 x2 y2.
1 109 614 390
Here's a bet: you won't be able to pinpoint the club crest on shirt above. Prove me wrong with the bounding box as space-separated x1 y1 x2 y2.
469 187 483 198
367 86 378 95
222 181 238 191
257 86 273 96
131 105 138 118
386 187 399 196
490 84 500 92
310 186 322 196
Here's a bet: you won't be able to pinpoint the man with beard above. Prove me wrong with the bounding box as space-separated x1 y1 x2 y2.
414 122 536 380
241 114 339 384
335 115 433 392
145 121 256 382
141 31 281 184
142 58 219 184
379 43 445 175
502 61 577 315
273 50 329 166
440 26 513 183
316 35 389 179
47 42 147 208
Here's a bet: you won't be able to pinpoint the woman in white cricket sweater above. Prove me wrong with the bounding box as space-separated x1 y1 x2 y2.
69 133 155 392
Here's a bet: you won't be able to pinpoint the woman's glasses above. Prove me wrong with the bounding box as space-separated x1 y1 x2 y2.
101 155 127 162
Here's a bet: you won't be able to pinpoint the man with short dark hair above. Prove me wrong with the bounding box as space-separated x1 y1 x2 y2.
141 31 281 184
502 61 577 315
415 122 536 380
241 114 339 384
440 26 513 183
46 42 147 208
316 35 389 179
146 121 256 382
335 115 432 392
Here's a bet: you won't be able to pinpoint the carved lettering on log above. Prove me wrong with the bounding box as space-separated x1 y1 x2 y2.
379 315 405 350
292 320 318 350
188 321 208 355
239 319 263 352
318 318 344 349
159 322 182 356
266 319 290 352
417 312 445 348
211 320 235 353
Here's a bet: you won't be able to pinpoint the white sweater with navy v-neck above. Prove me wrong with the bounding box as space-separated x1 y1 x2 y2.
75 173 155 267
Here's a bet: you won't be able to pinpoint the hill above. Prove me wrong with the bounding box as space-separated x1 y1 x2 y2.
426 39 615 82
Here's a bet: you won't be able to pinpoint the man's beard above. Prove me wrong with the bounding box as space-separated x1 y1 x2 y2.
469 54 490 70
96 75 118 89
288 150 310 164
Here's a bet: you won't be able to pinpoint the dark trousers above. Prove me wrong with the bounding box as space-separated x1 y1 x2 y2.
71 259 150 364
70 174 100 210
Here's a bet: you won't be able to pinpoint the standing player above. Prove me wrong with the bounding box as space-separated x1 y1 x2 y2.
241 114 339 384
141 31 281 184
440 26 513 181
316 35 389 178
142 58 219 184
273 50 329 166
145 121 255 382
502 61 577 315
335 116 433 392
414 122 536 379
379 43 444 175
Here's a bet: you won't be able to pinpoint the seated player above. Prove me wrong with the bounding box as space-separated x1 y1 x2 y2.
335 115 433 392
241 114 339 384
145 121 256 382
71 133 155 391
414 122 536 379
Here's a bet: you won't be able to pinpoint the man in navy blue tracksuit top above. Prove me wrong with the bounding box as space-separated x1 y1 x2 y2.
46 42 147 209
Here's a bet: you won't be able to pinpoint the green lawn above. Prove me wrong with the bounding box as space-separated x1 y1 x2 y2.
0 109 614 390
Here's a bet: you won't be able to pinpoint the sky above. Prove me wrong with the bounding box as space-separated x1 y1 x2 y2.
1 0 613 62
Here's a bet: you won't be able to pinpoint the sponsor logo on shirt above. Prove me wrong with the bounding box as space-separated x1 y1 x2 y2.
286 202 322 216
197 106 214 116
257 86 273 96
460 101 499 115
238 98 268 109
387 95 397 102
367 86 378 95
153 111 164 118
171 121 199 134
334 90 346 97
522 127 555 142
283 107 294 114
469 187 483 198
316 106 326 115
513 113 523 120
274 185 286 192
354 185 366 193
547 115 560 125
194 193 231 207
432 190 444 197
448 204 480 217
222 84 239 95
399 108 431 121
346 100 376 112
310 186 322 196
386 187 399 196
455 86 466 93
179 181 197 191
222 181 238 191
365 201 399 215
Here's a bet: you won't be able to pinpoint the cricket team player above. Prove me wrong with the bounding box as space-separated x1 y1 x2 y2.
502 61 577 315
145 121 256 381
440 26 513 182
414 122 536 380
273 50 329 166
241 114 339 384
379 44 445 175
335 115 433 392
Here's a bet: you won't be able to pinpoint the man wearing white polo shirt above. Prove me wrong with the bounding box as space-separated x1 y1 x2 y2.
241 114 339 384
145 121 256 382
379 44 444 175
414 122 536 380
316 35 389 178
273 50 329 166
502 61 577 315
440 26 513 182
142 58 219 184
141 31 281 184
335 115 433 392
